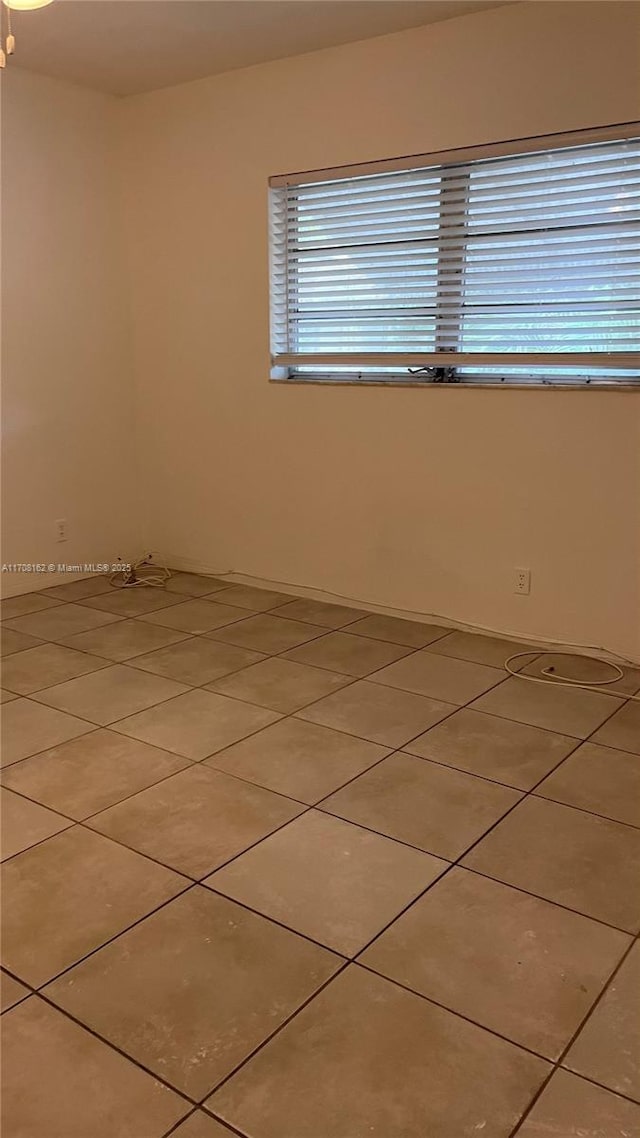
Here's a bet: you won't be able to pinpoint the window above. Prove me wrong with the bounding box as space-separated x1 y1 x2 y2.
269 126 640 386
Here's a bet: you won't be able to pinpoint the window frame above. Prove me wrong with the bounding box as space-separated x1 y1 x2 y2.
269 121 640 389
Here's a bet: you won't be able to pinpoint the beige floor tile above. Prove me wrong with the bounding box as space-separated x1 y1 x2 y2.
362 867 629 1059
322 752 520 859
46 888 340 1100
522 653 640 697
1 970 30 1013
1 729 190 820
208 966 549 1137
172 1112 234 1138
3 603 123 641
285 632 413 678
164 572 230 597
426 630 538 670
131 637 265 685
213 585 293 611
1 628 45 656
208 718 389 804
1 594 62 620
373 650 505 705
80 588 184 618
591 701 640 754
404 708 577 790
565 942 640 1102
470 676 623 738
209 613 326 654
89 765 303 878
1 827 186 986
463 796 640 932
1 998 187 1138
297 679 455 747
59 619 190 662
536 741 640 827
1 698 92 767
516 1069 640 1136
345 615 451 649
42 576 113 601
114 689 281 760
1 788 72 860
208 811 446 956
34 664 189 726
208 657 352 713
1 643 109 695
141 598 250 634
271 598 365 629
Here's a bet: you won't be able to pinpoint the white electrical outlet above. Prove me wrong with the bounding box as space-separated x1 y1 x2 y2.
514 567 531 595
55 518 68 543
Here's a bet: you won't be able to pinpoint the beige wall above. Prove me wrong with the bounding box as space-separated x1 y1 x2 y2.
118 0 640 660
1 68 138 596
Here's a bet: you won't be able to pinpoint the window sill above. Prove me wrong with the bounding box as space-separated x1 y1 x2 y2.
270 376 640 391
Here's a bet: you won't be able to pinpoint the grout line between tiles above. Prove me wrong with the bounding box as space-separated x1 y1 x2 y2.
0 654 117 695
397 743 574 793
32 988 199 1108
506 930 640 1135
161 1105 253 1138
0 815 79 865
455 685 630 736
0 726 107 776
0 965 39 1008
549 1066 640 1111
195 673 363 717
28 880 197 995
79 804 316 889
530 787 640 831
104 704 280 758
25 675 198 720
1 754 193 834
54 626 195 661
199 736 394 806
198 1111 251 1138
160 1108 201 1138
453 864 637 936
192 958 351 1108
122 645 270 686
352 959 558 1065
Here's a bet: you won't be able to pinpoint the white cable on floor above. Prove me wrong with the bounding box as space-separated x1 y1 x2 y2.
109 555 172 589
504 650 640 703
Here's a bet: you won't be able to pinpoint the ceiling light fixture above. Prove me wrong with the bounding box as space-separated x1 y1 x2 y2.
1 0 54 68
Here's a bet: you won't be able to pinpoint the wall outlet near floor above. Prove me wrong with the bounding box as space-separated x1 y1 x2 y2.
514 567 531 595
55 518 68 543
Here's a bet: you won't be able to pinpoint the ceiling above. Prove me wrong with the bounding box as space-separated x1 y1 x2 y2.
8 0 514 97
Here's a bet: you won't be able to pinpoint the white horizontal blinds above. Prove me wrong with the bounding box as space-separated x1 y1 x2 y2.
269 130 640 380
281 167 445 355
269 182 289 357
458 141 640 358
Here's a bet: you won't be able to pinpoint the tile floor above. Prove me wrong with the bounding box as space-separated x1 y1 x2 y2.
1 572 639 1138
